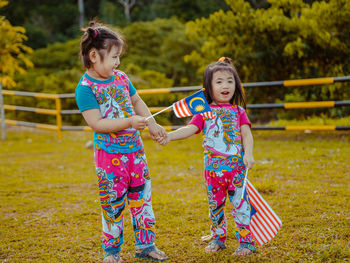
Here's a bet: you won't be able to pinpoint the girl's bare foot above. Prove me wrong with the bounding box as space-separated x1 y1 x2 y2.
103 254 123 263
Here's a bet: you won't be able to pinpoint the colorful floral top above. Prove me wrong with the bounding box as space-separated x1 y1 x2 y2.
75 70 143 153
189 104 251 171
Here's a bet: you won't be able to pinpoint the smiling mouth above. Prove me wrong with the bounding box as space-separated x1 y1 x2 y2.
221 91 230 95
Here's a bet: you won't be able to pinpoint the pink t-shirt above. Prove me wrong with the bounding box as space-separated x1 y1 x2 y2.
189 104 251 158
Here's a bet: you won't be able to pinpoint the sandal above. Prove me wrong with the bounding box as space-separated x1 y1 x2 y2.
234 243 256 256
135 245 168 262
103 253 123 263
205 240 226 253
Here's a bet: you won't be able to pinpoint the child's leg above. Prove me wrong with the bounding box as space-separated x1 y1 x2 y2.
127 149 167 261
228 167 256 254
204 170 228 251
95 150 130 258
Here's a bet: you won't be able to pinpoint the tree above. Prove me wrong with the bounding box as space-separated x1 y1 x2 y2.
118 0 136 21
0 0 32 87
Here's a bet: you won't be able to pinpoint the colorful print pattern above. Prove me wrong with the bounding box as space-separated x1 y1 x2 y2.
202 105 244 159
80 71 142 153
94 148 156 254
205 164 255 247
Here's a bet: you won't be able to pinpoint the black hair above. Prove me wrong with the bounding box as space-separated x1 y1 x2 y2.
80 20 125 68
203 57 246 108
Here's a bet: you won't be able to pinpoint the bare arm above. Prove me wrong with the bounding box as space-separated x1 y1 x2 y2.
168 124 199 141
82 108 146 133
241 124 255 169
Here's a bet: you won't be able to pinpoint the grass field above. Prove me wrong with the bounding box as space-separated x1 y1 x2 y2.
0 128 349 262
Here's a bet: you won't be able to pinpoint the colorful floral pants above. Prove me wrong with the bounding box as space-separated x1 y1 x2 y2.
204 165 255 248
94 148 156 255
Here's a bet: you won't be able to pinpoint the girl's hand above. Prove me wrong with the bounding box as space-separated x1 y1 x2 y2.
243 154 255 169
148 122 167 141
157 133 170 146
130 115 147 130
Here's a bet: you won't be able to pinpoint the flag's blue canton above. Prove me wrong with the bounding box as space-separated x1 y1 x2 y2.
185 90 211 115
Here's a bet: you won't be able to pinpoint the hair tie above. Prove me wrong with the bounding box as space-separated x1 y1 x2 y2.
93 29 98 39
218 57 226 62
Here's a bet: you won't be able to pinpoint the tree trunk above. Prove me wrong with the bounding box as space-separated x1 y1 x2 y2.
118 0 136 21
78 0 85 27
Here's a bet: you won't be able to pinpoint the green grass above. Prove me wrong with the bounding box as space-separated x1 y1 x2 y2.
1 128 349 262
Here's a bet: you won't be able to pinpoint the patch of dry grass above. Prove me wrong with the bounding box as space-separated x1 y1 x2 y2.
0 127 349 262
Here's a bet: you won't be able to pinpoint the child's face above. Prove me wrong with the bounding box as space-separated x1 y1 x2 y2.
211 70 235 104
92 45 121 79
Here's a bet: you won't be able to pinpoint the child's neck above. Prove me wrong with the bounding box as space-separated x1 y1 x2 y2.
86 69 111 81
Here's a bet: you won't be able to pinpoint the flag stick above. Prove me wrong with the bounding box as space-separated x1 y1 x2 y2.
240 168 249 200
146 105 173 120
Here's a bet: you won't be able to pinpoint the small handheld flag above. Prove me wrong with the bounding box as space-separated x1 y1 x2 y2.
173 90 213 118
241 177 282 246
146 90 214 120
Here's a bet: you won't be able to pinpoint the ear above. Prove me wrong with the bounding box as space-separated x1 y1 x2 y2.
89 49 98 64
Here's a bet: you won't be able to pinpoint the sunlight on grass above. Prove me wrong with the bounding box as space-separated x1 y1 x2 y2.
0 127 349 262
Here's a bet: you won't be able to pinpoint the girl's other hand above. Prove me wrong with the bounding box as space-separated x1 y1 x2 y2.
130 115 147 130
158 133 170 146
243 154 255 169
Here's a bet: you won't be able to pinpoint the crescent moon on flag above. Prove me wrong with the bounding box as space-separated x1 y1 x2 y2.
189 97 205 108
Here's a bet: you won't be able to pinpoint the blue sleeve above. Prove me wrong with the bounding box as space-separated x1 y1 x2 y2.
129 80 137 97
75 85 99 112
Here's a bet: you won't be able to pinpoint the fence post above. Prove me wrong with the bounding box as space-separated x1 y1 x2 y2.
55 97 62 141
0 82 5 140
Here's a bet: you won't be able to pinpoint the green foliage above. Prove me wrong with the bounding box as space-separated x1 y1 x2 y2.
0 129 349 262
185 0 350 119
0 0 33 87
121 17 199 86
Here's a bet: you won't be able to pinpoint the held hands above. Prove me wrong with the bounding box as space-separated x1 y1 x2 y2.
147 121 168 144
243 153 255 169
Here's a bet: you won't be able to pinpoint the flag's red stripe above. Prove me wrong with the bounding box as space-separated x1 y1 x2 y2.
249 192 279 233
254 213 274 239
250 220 265 245
177 101 187 117
181 99 191 116
251 216 270 242
248 183 281 230
174 101 185 117
251 198 278 235
249 182 281 227
250 223 262 245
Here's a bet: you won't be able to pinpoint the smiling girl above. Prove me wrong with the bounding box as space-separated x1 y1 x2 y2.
159 57 256 257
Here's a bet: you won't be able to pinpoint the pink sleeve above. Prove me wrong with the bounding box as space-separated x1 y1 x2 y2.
188 114 204 134
239 108 251 128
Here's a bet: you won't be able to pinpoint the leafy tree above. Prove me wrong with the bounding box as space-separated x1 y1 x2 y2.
185 0 350 120
0 0 33 87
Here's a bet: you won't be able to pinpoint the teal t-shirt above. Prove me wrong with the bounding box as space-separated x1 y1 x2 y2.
75 70 142 153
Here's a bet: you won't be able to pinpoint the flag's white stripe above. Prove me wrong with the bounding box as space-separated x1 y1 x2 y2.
249 192 280 234
172 103 182 118
180 99 191 116
251 218 271 244
250 195 279 235
248 182 281 230
251 217 271 243
254 212 275 239
248 180 282 226
176 101 186 117
250 220 268 245
174 101 186 117
250 223 263 246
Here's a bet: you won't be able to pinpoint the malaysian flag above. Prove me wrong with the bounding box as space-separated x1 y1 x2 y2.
244 180 282 245
173 90 214 118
